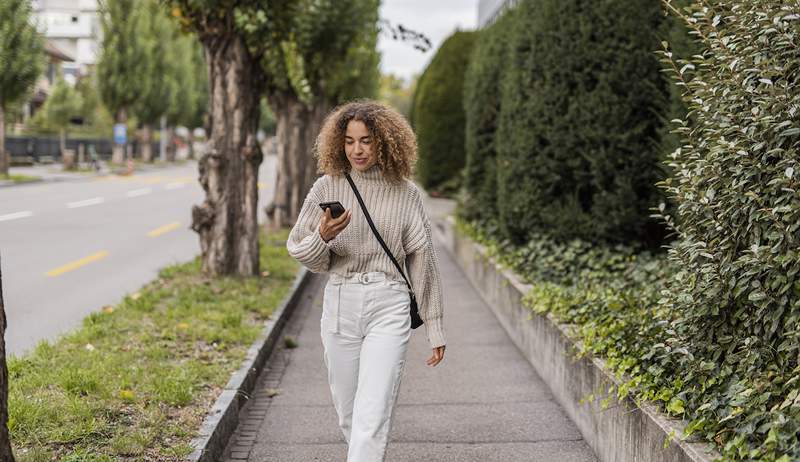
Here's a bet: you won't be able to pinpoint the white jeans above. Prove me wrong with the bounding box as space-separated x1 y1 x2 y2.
321 271 412 462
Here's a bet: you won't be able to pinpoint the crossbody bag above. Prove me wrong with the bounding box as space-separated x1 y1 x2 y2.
345 173 424 329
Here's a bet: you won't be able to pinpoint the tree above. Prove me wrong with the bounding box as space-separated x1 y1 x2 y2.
44 77 82 159
256 0 381 229
163 1 274 276
164 0 380 275
0 0 44 176
96 0 147 164
411 30 478 193
132 0 177 163
0 255 14 462
378 73 416 119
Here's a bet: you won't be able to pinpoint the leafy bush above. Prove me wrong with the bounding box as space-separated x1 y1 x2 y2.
411 30 478 193
492 0 670 248
655 1 800 460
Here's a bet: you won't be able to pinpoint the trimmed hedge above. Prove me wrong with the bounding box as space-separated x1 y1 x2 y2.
411 30 478 193
494 0 670 248
461 14 514 224
460 0 678 249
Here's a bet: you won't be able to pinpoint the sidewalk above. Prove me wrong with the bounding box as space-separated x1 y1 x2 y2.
221 195 597 461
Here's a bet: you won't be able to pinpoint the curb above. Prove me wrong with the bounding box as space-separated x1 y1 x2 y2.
435 214 721 462
188 266 313 462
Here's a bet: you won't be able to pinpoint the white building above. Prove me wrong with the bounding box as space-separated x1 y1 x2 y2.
31 0 101 83
477 0 520 28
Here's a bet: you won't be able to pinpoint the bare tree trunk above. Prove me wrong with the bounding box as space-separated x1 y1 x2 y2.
0 254 16 462
165 127 175 162
266 94 329 230
0 103 7 176
59 128 66 157
111 108 127 165
191 34 263 276
141 124 153 163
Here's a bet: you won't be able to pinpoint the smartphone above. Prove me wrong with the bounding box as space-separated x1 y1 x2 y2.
319 201 346 219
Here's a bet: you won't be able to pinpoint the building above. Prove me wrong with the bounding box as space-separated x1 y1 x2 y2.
31 0 101 83
477 0 520 28
25 40 76 120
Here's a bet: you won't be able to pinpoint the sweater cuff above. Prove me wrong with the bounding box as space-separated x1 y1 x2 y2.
425 317 446 348
309 227 330 254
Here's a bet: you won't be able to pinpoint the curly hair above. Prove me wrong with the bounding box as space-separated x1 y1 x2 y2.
314 100 417 184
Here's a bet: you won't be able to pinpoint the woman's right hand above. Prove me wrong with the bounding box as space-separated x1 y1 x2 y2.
319 207 351 242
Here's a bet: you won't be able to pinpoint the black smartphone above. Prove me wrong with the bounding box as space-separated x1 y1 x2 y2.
319 201 346 219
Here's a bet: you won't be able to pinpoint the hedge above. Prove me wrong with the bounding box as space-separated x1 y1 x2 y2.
461 13 514 225
494 0 670 248
459 1 800 460
411 30 478 194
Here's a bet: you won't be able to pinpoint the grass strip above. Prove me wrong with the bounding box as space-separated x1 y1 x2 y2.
0 174 40 183
9 228 299 462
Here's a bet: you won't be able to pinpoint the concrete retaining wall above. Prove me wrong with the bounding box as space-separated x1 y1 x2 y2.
433 216 720 462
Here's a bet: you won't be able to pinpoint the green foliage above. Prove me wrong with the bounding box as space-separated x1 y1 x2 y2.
378 73 416 118
0 0 44 107
133 0 176 126
461 13 514 224
654 1 800 459
412 30 478 192
96 0 147 120
165 30 208 128
44 78 83 130
494 0 670 248
228 0 380 106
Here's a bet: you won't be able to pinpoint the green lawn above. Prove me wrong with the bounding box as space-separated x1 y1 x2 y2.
9 228 299 461
0 174 40 183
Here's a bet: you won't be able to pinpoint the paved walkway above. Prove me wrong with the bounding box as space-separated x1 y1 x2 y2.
222 196 596 461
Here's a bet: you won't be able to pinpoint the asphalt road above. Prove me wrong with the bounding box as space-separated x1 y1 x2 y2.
0 156 277 356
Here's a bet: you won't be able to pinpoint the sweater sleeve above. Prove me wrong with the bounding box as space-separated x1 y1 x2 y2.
404 186 446 349
286 178 333 273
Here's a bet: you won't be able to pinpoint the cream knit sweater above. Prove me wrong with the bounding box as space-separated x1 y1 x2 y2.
286 164 446 348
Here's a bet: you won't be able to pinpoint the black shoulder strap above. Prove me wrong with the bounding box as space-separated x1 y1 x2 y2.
345 173 414 296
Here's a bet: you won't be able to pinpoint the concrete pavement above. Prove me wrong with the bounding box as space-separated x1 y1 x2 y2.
220 195 596 461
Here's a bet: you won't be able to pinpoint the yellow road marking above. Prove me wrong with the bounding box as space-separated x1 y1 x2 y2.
46 251 109 277
147 221 181 237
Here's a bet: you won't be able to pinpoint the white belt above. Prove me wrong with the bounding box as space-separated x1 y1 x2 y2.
327 271 396 333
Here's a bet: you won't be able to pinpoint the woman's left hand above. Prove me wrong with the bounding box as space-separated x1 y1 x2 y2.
427 345 445 367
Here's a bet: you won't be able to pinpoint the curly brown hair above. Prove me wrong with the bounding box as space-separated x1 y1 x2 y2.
314 100 417 184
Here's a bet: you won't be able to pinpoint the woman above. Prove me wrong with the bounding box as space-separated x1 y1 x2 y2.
286 100 446 461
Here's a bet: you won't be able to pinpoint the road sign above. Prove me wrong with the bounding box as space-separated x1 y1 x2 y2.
113 124 127 145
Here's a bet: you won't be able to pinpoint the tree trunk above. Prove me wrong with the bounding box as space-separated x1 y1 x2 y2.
141 124 153 163
165 127 175 162
0 254 16 462
267 94 329 230
190 34 263 276
111 108 127 165
59 128 66 158
0 103 7 176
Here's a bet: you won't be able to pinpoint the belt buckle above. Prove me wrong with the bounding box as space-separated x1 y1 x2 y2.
359 273 369 284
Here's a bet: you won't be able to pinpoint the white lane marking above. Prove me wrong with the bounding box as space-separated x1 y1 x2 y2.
0 211 34 222
126 188 152 197
165 182 186 190
67 197 105 208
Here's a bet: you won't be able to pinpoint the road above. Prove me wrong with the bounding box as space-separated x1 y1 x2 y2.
0 156 277 356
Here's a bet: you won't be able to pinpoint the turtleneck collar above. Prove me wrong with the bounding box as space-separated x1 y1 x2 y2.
348 163 392 185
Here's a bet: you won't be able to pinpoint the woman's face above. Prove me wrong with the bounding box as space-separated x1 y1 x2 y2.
344 119 377 172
